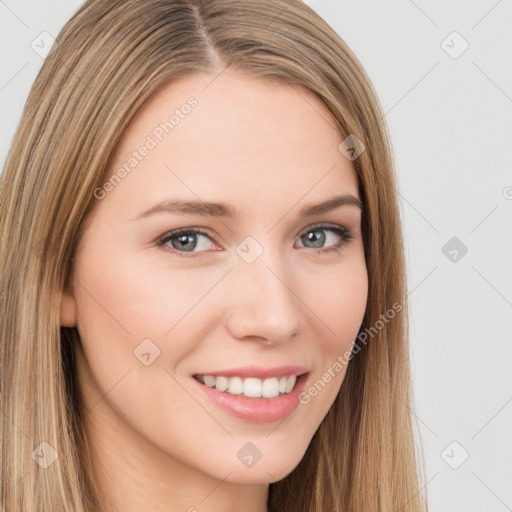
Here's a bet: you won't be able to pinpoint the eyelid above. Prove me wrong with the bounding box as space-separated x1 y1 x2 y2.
298 221 349 237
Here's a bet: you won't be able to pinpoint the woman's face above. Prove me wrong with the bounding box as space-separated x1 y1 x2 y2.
62 70 368 486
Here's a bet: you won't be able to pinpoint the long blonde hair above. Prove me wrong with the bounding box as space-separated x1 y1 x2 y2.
0 0 426 510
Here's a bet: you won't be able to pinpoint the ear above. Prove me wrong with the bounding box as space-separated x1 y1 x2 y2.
59 289 77 327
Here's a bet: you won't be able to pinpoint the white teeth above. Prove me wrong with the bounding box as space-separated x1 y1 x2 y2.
204 375 216 387
285 375 296 393
262 377 280 398
227 376 243 395
196 374 300 398
215 376 229 392
244 377 262 397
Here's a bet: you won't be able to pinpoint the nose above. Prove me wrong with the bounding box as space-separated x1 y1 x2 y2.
224 248 303 345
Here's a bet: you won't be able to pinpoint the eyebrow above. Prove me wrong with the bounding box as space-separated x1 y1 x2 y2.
131 194 363 221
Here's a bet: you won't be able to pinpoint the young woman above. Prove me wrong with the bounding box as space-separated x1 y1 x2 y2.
0 1 426 511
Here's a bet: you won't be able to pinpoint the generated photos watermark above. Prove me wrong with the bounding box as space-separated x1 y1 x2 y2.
93 96 198 200
298 301 403 405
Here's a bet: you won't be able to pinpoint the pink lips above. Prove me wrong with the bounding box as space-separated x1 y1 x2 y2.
194 365 309 379
192 366 309 423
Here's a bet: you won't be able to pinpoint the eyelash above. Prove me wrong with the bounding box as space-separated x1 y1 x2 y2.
155 223 354 259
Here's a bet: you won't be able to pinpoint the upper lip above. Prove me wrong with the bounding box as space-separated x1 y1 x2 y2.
193 365 309 379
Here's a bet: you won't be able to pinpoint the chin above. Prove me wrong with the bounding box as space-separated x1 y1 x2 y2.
213 444 308 485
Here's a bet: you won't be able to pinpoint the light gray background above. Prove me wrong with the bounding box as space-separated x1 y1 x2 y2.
1 1 511 510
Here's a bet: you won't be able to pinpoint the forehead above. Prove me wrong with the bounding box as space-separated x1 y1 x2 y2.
103 70 359 216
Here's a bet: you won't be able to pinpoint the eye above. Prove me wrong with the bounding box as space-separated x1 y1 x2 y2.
156 228 217 256
156 223 354 258
295 223 354 254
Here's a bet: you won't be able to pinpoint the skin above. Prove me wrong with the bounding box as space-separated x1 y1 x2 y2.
60 69 368 512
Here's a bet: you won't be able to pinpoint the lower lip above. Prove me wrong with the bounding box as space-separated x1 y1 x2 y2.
193 374 308 423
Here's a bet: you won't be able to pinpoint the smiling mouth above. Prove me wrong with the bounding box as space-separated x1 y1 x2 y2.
193 373 306 399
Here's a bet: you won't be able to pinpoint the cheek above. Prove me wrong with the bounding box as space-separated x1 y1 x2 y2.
297 257 368 406
74 243 219 343
72 244 225 415
306 254 368 348
71 244 195 409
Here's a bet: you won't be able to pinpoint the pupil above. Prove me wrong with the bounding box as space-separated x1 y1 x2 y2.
306 230 325 248
173 234 196 252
